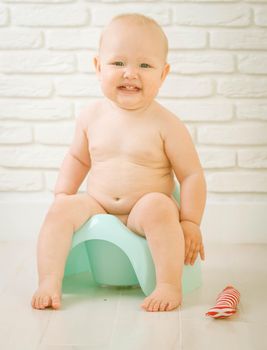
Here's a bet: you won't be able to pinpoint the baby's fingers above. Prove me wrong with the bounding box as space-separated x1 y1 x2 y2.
184 239 193 264
190 244 205 265
185 244 195 265
190 248 199 265
200 243 205 261
186 243 203 265
184 239 191 263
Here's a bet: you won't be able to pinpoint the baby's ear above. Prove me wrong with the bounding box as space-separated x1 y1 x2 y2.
94 56 101 78
161 63 170 83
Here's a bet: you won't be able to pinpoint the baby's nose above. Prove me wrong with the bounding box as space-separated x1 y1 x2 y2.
123 66 138 79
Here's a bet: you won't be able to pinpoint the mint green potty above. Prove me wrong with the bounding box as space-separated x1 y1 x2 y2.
64 185 202 296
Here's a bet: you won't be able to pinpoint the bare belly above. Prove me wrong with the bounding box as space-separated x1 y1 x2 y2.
86 161 175 215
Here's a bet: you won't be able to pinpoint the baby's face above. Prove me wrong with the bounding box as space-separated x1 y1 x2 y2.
94 19 169 111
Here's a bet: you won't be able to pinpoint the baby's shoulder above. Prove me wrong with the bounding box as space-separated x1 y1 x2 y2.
155 102 189 139
76 99 103 128
155 102 183 128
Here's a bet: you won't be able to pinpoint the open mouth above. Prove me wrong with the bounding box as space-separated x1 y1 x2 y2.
118 84 141 93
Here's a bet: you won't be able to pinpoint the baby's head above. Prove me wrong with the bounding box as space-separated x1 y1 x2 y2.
94 14 170 111
99 14 168 63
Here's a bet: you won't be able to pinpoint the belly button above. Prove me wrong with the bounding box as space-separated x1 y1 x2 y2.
115 197 120 201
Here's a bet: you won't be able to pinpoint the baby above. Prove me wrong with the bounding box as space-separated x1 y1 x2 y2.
31 13 206 312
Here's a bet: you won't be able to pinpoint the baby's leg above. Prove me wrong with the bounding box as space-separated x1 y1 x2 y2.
127 193 184 312
31 193 107 310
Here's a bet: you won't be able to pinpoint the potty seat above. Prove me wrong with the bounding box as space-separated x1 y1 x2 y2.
63 183 202 296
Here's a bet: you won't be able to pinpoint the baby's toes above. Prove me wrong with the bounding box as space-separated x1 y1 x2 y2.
165 301 176 311
151 300 161 312
40 295 49 309
147 299 156 312
141 297 152 311
38 296 46 309
147 298 157 312
159 301 168 312
43 296 49 307
34 295 41 309
51 295 61 309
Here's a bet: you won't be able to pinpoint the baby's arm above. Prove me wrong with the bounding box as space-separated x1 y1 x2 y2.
55 111 91 197
163 114 206 264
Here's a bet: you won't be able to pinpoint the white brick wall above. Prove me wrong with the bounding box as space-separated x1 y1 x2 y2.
0 0 267 242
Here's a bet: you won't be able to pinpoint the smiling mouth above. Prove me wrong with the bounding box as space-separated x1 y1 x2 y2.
118 84 141 92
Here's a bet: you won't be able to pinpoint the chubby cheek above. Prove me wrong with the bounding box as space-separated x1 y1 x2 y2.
99 76 116 97
101 69 118 84
144 80 161 98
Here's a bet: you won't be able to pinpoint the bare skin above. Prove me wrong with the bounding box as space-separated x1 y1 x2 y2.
32 100 205 312
32 16 206 312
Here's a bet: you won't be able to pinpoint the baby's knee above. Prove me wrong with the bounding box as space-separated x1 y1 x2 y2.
139 192 179 222
48 195 74 219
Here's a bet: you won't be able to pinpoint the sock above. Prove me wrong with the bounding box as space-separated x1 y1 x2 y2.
206 285 240 319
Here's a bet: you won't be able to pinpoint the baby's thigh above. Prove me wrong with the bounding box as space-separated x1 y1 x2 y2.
50 193 107 231
126 192 179 236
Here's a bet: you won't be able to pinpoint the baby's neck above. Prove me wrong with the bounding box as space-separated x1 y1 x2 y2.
106 98 155 117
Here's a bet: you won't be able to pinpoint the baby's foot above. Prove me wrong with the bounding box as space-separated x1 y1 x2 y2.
31 275 62 310
141 283 182 312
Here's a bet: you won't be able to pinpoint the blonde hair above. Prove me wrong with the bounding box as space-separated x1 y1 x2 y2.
99 13 169 60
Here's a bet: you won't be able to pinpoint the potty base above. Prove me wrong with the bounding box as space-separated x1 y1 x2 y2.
64 214 202 296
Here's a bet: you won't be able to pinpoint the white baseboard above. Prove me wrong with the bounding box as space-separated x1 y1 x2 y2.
0 198 266 243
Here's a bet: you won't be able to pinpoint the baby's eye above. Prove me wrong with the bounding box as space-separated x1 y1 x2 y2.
112 61 124 66
140 63 151 68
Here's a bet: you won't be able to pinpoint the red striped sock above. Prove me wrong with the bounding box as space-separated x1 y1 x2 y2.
206 286 240 319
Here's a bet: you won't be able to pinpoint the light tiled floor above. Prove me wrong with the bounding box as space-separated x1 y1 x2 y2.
0 241 266 350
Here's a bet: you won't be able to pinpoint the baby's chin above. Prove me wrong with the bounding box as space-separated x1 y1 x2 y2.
115 101 150 112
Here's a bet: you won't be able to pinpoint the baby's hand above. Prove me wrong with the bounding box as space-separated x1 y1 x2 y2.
180 220 205 266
